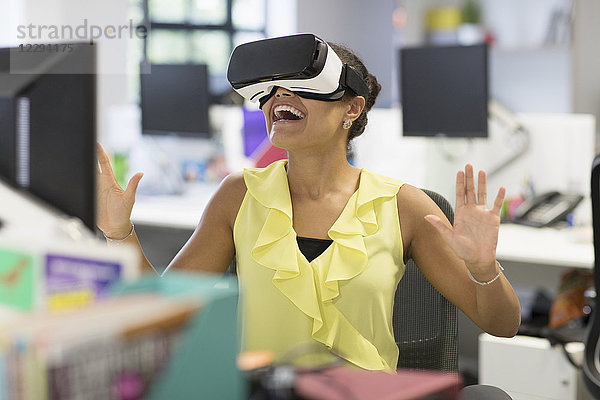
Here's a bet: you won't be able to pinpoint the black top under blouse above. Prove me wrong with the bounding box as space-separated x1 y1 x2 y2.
296 236 333 262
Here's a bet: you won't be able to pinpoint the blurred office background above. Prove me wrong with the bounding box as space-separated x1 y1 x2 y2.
2 0 600 392
2 0 599 143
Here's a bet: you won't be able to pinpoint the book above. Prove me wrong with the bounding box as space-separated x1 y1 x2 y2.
0 248 36 311
0 236 139 313
0 292 203 400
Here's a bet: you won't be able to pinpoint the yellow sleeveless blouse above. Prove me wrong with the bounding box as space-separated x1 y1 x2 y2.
233 160 406 371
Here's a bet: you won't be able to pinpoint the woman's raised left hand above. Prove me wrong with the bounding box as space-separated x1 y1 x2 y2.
424 164 505 277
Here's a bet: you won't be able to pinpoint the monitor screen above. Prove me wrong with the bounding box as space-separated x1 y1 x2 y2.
400 44 488 138
140 63 211 137
0 43 96 231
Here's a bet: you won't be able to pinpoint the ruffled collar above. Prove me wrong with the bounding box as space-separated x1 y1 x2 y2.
243 159 402 370
244 159 400 236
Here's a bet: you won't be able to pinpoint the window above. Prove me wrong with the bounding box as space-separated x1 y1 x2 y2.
142 0 266 78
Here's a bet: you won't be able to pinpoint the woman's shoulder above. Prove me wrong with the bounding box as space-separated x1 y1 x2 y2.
363 169 404 187
396 183 443 219
219 171 248 202
395 184 450 259
211 171 247 227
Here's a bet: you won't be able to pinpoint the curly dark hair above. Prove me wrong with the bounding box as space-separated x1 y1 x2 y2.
327 42 381 149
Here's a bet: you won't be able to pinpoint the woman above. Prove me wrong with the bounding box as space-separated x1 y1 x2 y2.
97 37 520 371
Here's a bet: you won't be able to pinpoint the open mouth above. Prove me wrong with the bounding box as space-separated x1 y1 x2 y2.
273 104 306 122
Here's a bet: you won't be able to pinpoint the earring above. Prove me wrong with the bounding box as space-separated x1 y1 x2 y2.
343 119 353 129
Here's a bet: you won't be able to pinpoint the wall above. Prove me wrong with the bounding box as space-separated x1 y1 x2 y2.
354 108 595 215
573 0 600 152
296 0 395 107
0 0 26 46
490 48 572 113
266 0 297 37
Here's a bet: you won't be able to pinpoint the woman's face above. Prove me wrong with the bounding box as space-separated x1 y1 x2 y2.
261 87 349 152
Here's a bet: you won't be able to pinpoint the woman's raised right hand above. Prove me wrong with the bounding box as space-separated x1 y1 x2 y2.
96 142 143 239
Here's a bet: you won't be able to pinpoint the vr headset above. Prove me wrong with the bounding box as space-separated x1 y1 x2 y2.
227 33 369 108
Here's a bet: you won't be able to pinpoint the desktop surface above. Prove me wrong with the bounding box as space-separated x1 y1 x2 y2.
496 223 593 269
131 182 219 230
132 186 595 271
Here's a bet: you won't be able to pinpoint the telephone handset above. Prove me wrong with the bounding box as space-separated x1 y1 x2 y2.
514 191 583 228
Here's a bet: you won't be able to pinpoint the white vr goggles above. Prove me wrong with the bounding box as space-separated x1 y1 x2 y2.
227 34 369 108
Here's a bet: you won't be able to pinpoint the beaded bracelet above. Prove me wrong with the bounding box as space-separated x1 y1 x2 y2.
103 223 135 242
467 262 504 286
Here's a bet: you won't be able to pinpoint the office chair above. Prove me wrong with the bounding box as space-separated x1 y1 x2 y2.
583 154 600 396
394 189 458 371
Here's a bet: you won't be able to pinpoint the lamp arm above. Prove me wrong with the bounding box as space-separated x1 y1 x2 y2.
486 100 531 178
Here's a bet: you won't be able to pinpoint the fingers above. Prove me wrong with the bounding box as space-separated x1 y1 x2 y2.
492 186 506 216
458 165 491 208
477 170 487 207
455 170 465 209
96 142 114 176
96 142 143 196
464 164 477 205
124 172 144 200
424 215 453 244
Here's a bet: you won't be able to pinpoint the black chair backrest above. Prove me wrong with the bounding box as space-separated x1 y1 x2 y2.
393 189 458 371
583 154 600 396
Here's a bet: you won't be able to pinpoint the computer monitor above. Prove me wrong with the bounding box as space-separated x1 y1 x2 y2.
0 43 96 231
400 44 488 138
140 63 211 137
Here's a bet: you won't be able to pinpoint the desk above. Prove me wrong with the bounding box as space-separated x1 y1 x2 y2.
130 184 217 269
458 224 594 379
497 224 594 270
131 182 218 230
479 334 594 400
133 189 595 271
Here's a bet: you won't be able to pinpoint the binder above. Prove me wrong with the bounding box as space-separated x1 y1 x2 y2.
109 272 246 400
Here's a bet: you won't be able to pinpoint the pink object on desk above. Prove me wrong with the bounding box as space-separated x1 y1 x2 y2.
295 366 463 400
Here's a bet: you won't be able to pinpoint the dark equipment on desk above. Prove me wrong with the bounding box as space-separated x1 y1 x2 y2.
227 33 369 108
513 191 584 228
140 63 211 137
399 44 488 138
518 271 593 370
583 154 600 397
517 289 554 337
0 43 96 231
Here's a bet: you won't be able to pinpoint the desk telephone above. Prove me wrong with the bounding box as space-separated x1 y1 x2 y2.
514 191 583 227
